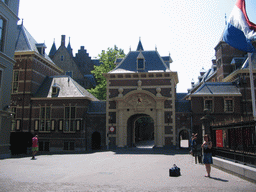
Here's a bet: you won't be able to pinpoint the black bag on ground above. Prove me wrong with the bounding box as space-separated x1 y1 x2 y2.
169 164 181 177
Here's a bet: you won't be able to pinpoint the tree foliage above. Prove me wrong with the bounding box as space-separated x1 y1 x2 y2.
88 45 125 100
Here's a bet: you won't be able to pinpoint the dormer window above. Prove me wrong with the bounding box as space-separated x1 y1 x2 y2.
137 52 145 70
36 43 46 55
52 87 57 94
138 59 144 69
52 83 60 97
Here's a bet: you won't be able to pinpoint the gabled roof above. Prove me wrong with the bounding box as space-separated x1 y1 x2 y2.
15 24 54 63
191 82 241 96
34 75 99 101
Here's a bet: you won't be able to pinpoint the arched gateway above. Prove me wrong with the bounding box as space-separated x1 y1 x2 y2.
104 39 178 148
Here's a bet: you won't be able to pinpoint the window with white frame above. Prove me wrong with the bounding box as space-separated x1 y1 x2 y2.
40 106 51 131
12 71 19 93
64 106 76 132
204 99 213 112
224 99 234 112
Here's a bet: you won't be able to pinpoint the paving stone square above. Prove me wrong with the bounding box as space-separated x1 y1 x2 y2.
0 148 255 192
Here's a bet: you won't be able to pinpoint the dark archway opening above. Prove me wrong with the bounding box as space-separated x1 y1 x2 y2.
127 114 154 148
91 132 101 150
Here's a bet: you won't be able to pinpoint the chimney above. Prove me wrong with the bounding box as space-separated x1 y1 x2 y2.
61 35 65 46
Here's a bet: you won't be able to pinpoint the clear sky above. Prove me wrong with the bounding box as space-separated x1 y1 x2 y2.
18 0 256 93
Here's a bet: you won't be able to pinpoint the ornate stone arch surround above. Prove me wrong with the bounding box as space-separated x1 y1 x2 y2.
111 89 167 147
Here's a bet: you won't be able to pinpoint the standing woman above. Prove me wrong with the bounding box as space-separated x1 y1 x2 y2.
201 134 212 177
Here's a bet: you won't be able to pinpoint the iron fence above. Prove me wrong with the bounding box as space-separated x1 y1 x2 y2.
211 120 256 166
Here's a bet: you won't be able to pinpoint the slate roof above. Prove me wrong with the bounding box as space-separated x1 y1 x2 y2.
176 93 187 100
84 74 96 87
92 59 102 66
87 101 106 114
34 75 99 101
15 24 54 64
110 51 169 73
191 82 241 96
136 39 144 51
175 100 191 113
49 40 57 57
109 40 171 73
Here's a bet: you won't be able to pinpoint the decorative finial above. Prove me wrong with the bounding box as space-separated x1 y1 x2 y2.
225 13 227 25
155 45 157 51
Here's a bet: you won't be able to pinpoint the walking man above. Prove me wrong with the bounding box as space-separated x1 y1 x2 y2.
32 135 38 160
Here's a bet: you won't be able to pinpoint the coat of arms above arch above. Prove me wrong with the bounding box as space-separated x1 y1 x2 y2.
125 93 155 112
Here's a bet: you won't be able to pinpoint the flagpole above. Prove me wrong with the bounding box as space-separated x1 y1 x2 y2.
248 52 256 121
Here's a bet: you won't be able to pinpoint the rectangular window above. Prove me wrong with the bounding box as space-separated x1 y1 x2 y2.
60 55 64 61
34 120 39 131
11 120 16 131
0 69 2 88
64 141 75 150
204 99 213 112
40 106 51 132
12 71 19 93
225 99 233 112
137 59 144 70
0 17 6 52
39 141 50 151
64 106 76 132
16 120 20 130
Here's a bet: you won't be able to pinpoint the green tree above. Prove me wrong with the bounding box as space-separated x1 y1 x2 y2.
88 45 125 100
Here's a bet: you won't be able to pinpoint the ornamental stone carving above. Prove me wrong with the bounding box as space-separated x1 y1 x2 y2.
125 93 153 112
118 88 124 97
156 87 162 97
137 80 142 90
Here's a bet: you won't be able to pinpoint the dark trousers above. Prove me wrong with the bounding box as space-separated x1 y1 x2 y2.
195 154 202 164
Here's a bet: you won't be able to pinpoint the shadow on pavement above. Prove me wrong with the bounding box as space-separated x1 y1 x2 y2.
112 147 190 156
209 176 229 182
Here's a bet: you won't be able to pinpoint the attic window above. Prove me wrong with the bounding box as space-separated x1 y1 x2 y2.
52 83 60 97
52 87 58 94
36 43 46 55
137 58 145 70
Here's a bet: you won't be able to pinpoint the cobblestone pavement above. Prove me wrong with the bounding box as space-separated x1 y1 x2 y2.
0 147 255 192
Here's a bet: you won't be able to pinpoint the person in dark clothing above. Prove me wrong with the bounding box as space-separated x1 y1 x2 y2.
191 134 202 164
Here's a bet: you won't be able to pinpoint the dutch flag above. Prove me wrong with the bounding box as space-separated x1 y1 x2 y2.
223 0 256 53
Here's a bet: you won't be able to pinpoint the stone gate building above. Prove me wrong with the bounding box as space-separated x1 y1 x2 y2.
104 40 178 148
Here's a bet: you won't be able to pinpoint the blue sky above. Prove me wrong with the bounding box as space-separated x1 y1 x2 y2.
18 0 256 92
